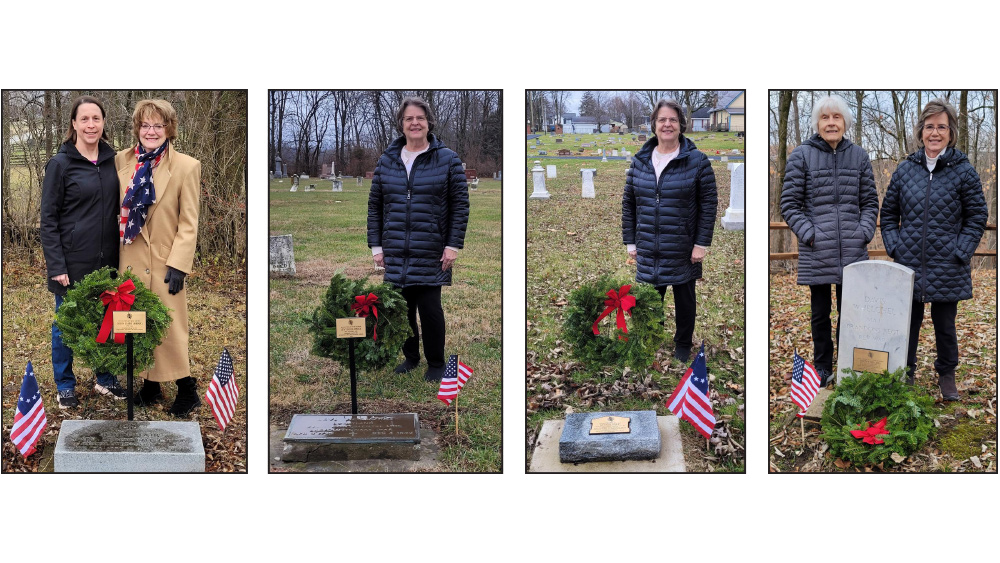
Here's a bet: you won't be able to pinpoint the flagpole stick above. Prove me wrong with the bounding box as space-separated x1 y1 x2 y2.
455 355 460 435
800 417 806 442
454 395 459 436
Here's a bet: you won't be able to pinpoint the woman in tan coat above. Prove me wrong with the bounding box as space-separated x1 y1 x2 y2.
117 99 201 416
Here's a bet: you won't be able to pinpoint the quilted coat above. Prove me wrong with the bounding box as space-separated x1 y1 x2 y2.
780 134 879 285
368 134 469 287
622 135 717 287
880 147 987 302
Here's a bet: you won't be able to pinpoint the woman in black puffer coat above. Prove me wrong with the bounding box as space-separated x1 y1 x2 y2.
367 96 469 381
780 95 879 385
622 99 717 363
880 99 988 400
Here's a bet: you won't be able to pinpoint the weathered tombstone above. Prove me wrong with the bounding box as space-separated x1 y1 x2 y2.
546 164 557 179
721 163 744 231
556 138 563 143
331 179 343 192
836 261 915 382
274 155 284 178
269 234 296 276
365 171 374 180
54 420 205 472
612 149 619 157
638 134 647 141
539 150 547 155
329 161 335 177
581 168 596 198
281 414 422 462
461 162 467 171
289 175 299 192
301 174 310 180
721 155 728 162
529 161 550 199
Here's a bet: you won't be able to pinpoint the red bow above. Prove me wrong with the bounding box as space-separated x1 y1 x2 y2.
591 285 636 340
849 417 889 445
351 293 379 341
96 280 136 344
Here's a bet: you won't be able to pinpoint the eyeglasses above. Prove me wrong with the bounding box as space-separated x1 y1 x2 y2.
923 124 949 133
140 124 165 132
656 117 679 125
403 116 427 123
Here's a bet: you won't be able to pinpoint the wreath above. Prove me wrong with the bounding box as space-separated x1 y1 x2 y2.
562 275 664 372
308 273 408 370
821 368 936 467
54 267 172 375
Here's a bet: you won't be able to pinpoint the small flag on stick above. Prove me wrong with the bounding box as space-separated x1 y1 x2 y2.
11 361 47 458
665 344 716 439
790 351 821 418
437 355 473 406
206 349 239 431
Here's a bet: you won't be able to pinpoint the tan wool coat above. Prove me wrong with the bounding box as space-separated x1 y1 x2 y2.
117 146 200 382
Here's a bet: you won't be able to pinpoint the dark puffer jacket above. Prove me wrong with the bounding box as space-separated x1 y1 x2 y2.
880 147 987 302
780 134 879 285
622 135 717 287
367 134 469 287
40 140 120 296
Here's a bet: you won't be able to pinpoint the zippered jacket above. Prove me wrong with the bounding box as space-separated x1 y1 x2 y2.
367 134 469 287
780 134 879 285
880 147 987 302
40 140 120 295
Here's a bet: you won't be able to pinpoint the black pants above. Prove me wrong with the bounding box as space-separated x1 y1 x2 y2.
401 285 446 368
656 279 696 351
906 300 958 378
809 284 843 373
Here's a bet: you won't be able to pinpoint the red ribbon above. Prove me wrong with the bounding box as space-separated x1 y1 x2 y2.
850 417 889 445
591 285 636 340
351 293 380 341
96 280 136 344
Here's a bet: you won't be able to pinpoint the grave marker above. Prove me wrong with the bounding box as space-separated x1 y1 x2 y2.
269 234 296 276
581 168 596 198
546 165 557 178
529 161 550 199
721 163 744 231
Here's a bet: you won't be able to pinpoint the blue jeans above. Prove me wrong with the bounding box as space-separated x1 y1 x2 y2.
53 294 116 391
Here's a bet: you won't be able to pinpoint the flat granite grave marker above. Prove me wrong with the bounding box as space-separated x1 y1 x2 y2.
55 420 205 472
721 163 744 230
581 168 596 198
281 414 422 462
529 160 550 199
269 234 296 275
559 411 660 462
836 260 914 382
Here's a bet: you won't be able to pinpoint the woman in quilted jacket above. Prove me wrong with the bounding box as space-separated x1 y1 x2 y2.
880 99 988 400
780 94 879 386
622 99 717 363
368 97 470 381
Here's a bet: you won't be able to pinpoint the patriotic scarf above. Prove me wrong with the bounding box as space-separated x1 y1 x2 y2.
120 141 167 244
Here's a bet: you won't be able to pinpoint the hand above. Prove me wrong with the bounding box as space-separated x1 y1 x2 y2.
51 274 70 287
373 253 385 268
164 266 187 295
628 249 637 260
691 246 707 264
440 248 457 271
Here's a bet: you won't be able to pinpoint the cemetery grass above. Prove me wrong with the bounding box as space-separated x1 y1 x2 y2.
768 270 998 472
526 161 745 472
1 249 249 472
269 178 502 473
527 131 744 158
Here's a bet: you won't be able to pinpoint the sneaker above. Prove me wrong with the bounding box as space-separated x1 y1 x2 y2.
57 389 79 409
424 365 445 382
95 379 128 400
394 360 419 374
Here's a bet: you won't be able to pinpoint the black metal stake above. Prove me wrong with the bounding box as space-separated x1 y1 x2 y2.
349 337 358 414
126 333 134 421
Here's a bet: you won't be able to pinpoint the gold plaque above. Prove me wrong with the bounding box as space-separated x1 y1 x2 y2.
853 348 889 373
112 311 147 334
589 415 631 435
336 317 366 339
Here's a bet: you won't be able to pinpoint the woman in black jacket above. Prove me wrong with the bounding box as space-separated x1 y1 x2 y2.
40 95 125 408
367 97 470 381
622 99 717 363
780 94 879 385
880 99 988 400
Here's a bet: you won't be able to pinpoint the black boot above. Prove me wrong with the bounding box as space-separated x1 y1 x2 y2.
134 380 163 407
394 359 419 374
168 377 201 417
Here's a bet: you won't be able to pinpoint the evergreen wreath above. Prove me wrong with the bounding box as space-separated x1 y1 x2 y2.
54 267 172 375
308 273 408 370
821 368 936 467
562 275 664 372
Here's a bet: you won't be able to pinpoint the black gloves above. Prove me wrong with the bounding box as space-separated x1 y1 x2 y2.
164 266 187 295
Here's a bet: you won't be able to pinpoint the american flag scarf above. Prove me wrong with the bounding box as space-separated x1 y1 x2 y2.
120 141 167 244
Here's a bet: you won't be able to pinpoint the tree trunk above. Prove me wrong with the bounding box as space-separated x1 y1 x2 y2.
959 90 969 154
791 92 801 146
855 91 864 144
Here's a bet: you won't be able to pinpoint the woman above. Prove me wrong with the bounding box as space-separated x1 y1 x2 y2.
881 99 987 400
622 99 717 363
117 99 202 416
40 96 126 408
368 96 470 381
780 94 878 385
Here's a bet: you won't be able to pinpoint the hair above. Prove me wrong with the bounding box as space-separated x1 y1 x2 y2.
131 99 179 141
914 98 959 149
650 99 687 133
395 96 435 134
63 95 110 144
810 95 854 136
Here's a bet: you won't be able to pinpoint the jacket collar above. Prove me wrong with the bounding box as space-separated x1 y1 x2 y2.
385 133 443 162
906 146 966 169
805 133 853 153
635 134 697 165
60 140 116 165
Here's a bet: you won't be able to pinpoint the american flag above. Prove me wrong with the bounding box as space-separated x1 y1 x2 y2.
790 351 821 418
205 349 239 431
11 361 47 458
437 355 473 405
665 344 716 439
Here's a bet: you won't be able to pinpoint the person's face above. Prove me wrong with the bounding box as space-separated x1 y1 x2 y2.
922 112 951 157
402 105 428 144
139 112 167 152
72 103 104 147
654 105 680 146
818 109 846 147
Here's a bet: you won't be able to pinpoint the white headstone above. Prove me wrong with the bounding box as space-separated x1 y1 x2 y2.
836 261 915 383
331 179 343 192
612 149 618 157
529 161 550 199
301 174 310 179
546 165 557 179
581 168 596 198
721 163 744 231
721 155 728 162
329 162 335 177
